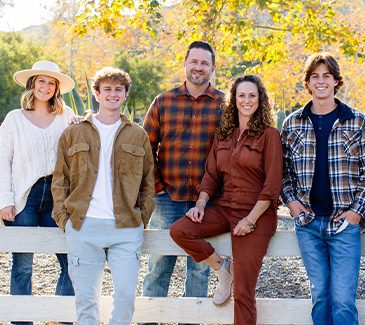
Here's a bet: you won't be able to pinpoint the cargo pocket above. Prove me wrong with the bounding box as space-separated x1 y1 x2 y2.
67 254 80 291
135 250 141 265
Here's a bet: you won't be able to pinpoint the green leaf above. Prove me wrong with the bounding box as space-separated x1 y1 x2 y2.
85 75 96 113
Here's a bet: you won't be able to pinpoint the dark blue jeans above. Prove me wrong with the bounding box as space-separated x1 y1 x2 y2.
4 176 74 325
142 193 210 325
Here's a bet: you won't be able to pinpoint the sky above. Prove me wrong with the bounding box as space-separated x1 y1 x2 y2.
0 0 56 32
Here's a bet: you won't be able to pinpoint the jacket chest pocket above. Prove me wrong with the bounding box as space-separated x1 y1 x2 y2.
287 131 305 158
119 144 145 175
343 130 361 157
67 143 90 178
285 130 310 179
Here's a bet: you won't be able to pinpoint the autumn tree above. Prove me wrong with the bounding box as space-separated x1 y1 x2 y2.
70 1 363 61
47 0 146 100
66 0 364 111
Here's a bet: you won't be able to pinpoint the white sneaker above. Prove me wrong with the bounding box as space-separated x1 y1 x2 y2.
213 258 233 305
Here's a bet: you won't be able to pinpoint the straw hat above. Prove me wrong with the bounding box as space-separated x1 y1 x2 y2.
13 61 75 94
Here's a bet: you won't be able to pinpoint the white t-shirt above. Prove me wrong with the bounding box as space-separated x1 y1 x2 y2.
86 115 121 219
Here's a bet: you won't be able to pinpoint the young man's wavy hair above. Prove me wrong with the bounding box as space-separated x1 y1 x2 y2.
92 67 132 96
216 75 274 140
21 75 64 114
304 52 344 95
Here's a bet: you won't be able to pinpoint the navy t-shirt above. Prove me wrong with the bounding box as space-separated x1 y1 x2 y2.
309 107 339 216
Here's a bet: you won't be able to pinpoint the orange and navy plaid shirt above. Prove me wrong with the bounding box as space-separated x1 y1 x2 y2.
143 82 224 201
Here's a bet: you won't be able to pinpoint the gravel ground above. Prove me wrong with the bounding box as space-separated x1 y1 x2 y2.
1 206 365 324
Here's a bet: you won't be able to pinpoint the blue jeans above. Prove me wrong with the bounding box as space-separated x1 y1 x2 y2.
295 216 360 325
142 193 210 325
4 176 74 325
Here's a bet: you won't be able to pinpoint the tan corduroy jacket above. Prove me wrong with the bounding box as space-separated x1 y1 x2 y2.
52 113 155 231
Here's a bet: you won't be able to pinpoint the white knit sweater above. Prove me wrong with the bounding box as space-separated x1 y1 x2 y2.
0 107 74 214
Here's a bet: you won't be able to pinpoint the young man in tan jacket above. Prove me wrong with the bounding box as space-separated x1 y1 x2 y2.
52 67 155 325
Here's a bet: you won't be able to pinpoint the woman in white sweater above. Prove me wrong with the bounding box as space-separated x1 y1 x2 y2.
0 61 75 325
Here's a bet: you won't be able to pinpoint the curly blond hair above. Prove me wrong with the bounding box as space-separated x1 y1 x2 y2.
216 75 274 140
92 67 132 96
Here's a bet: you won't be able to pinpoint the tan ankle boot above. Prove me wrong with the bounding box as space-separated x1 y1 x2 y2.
213 258 233 305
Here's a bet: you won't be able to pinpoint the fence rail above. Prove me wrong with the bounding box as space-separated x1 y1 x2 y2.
1 226 365 324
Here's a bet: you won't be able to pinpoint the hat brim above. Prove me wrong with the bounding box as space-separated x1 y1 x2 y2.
13 69 75 94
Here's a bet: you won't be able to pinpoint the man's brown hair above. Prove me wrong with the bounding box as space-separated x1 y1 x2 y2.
304 53 343 95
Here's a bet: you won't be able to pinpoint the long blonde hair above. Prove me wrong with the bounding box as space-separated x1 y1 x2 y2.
20 75 65 114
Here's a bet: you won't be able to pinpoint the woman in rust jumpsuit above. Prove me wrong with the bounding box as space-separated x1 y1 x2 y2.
170 75 283 325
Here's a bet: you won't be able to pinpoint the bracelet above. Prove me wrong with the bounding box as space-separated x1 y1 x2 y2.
196 199 206 208
246 217 256 231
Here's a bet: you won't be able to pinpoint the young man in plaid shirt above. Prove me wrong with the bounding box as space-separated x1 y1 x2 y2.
282 53 365 325
142 41 224 325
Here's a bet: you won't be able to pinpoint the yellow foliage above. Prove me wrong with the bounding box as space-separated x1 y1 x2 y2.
46 0 365 112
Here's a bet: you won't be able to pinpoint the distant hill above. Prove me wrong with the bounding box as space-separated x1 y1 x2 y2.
20 23 50 45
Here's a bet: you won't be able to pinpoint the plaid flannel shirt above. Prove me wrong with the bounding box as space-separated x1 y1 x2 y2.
281 98 365 235
143 82 224 201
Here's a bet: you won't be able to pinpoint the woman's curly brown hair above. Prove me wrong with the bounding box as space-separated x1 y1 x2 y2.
216 75 275 140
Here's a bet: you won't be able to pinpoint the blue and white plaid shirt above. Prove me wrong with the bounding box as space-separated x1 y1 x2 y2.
281 98 365 235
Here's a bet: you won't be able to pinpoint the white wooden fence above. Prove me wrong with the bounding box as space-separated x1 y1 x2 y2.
1 226 365 324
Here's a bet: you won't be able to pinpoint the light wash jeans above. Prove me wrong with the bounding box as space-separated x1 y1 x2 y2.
295 216 361 325
141 193 210 325
4 176 74 325
65 217 144 325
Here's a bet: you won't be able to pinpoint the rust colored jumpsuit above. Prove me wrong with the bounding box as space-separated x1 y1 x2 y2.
170 126 283 325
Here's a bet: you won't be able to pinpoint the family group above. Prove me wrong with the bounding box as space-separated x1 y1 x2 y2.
0 40 363 325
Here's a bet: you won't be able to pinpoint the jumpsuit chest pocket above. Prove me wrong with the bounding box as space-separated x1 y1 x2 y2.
119 143 145 175
239 141 264 170
216 141 232 171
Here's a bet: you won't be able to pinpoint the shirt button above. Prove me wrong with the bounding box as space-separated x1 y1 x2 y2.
188 161 192 165
189 145 192 149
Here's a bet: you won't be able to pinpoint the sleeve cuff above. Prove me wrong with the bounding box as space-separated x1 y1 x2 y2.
0 193 15 210
257 193 280 202
280 189 297 205
154 180 165 194
350 201 365 219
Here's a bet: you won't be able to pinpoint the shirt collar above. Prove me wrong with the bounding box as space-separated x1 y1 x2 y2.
177 81 217 99
84 112 131 126
300 98 354 123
